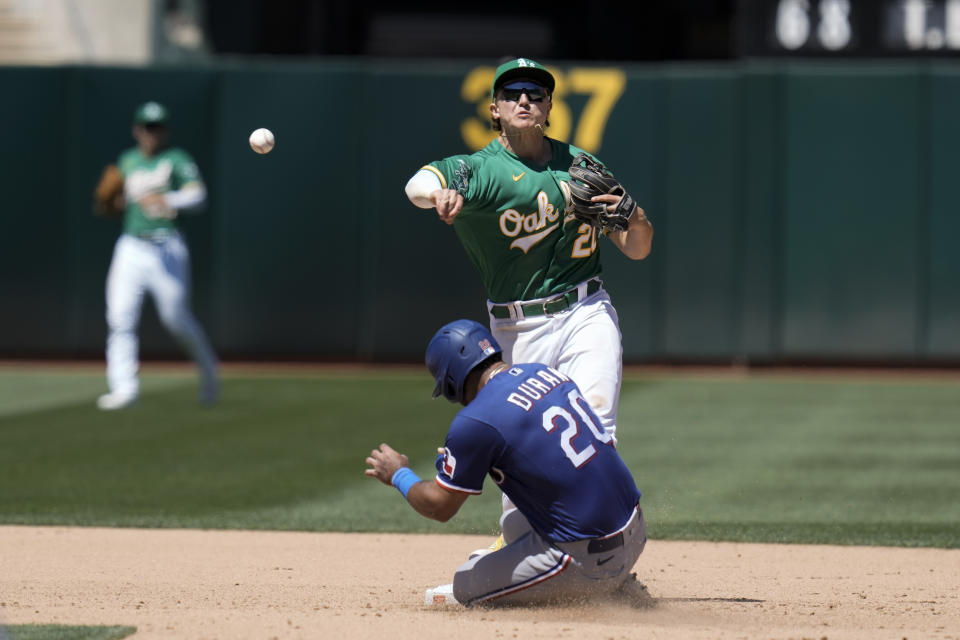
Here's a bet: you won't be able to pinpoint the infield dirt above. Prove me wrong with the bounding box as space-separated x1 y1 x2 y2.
1 526 957 639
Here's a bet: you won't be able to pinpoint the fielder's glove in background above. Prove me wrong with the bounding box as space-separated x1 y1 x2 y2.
567 153 636 233
93 163 125 217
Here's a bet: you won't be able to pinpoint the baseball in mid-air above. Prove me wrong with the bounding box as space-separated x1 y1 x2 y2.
249 128 275 154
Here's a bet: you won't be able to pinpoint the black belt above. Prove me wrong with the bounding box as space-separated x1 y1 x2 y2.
587 532 624 554
490 278 602 320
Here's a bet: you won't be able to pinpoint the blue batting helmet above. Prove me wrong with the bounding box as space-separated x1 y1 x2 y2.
426 319 502 404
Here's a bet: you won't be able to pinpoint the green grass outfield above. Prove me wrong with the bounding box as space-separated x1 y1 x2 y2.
4 624 135 640
1 363 958 548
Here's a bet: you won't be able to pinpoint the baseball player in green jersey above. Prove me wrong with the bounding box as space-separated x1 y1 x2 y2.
405 57 653 443
95 101 219 410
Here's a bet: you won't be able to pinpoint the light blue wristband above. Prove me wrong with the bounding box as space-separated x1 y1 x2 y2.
391 467 421 499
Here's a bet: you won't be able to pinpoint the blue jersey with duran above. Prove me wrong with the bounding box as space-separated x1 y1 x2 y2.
435 363 641 543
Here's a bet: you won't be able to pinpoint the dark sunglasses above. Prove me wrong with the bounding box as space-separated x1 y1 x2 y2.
500 83 548 103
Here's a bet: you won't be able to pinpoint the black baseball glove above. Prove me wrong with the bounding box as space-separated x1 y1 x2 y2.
567 153 636 232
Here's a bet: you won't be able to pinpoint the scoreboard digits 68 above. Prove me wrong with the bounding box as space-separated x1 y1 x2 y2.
738 0 960 56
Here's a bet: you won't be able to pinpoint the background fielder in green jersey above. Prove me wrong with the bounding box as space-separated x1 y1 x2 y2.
95 101 219 411
405 57 653 552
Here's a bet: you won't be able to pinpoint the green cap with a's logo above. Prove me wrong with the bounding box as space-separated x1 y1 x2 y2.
491 58 555 98
133 101 169 125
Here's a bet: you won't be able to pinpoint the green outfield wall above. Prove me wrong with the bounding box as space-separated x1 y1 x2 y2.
1 60 958 363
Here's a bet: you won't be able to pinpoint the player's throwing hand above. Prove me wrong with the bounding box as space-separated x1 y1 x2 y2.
430 189 463 225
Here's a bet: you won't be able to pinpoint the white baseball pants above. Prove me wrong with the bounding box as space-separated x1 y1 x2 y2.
488 286 623 441
104 232 218 398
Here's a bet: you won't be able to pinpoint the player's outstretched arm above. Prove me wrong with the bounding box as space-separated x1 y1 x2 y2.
365 443 468 522
604 199 653 260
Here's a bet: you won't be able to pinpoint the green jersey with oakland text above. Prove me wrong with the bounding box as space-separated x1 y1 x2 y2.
425 138 605 303
118 147 203 237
